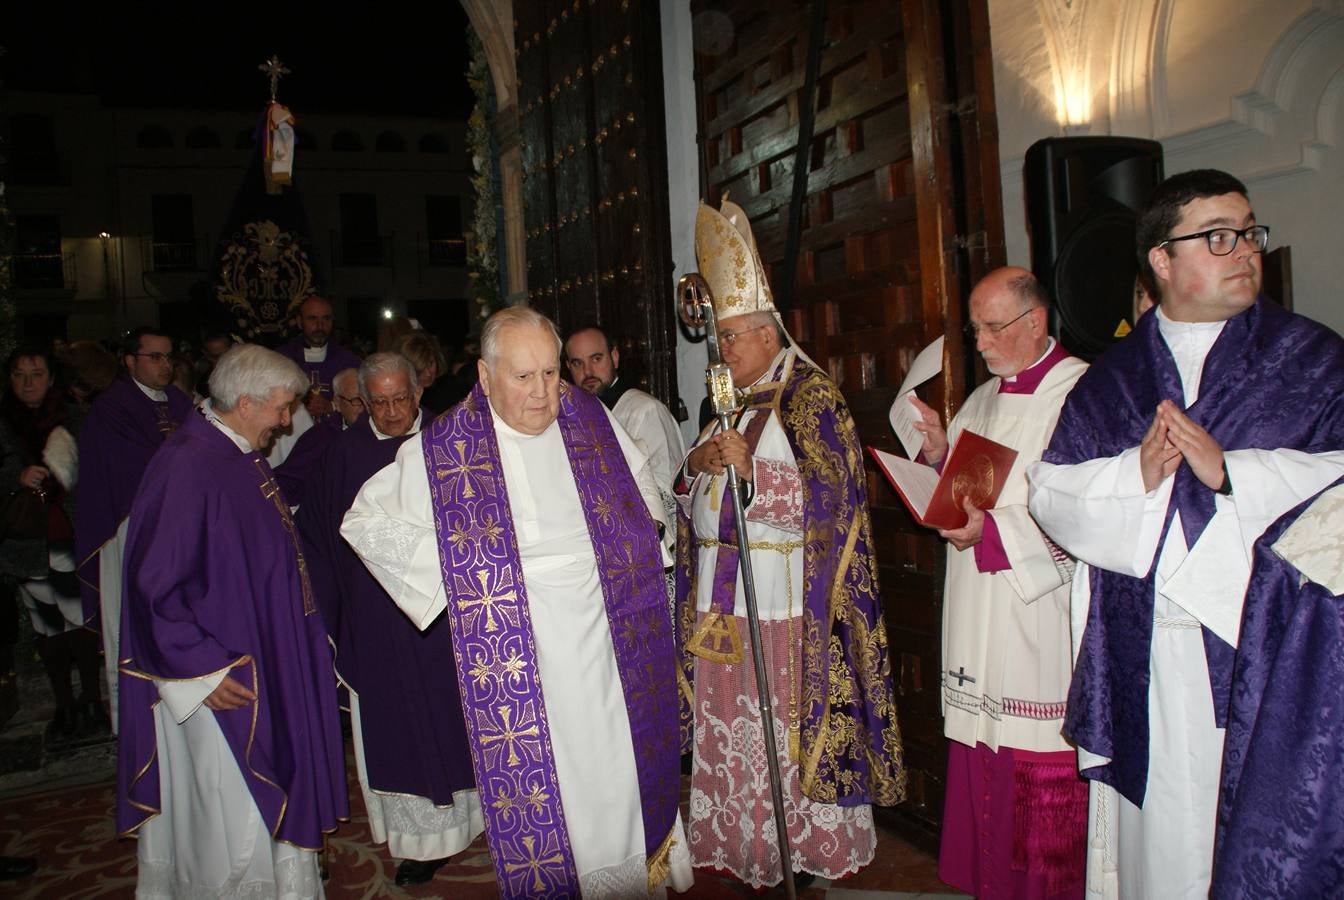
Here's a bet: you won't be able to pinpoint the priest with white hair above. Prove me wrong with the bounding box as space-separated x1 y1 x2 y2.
341 306 693 898
117 344 347 899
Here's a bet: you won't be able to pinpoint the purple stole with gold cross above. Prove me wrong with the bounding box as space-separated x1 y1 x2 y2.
422 382 680 898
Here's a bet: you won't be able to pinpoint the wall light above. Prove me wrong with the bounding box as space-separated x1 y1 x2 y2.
1056 67 1091 130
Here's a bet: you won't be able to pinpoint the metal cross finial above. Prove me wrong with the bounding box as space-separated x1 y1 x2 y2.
258 54 291 102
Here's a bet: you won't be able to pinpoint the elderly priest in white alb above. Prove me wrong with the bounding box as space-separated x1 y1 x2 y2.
341 306 693 899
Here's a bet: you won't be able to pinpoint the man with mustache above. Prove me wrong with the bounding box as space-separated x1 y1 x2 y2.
1029 169 1344 898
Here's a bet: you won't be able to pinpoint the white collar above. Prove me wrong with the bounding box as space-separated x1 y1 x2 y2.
133 378 168 403
368 410 423 441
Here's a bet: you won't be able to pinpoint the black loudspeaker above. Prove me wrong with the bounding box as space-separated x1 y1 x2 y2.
1024 137 1164 360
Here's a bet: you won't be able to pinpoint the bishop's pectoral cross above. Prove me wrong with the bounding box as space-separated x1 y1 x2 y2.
254 459 315 615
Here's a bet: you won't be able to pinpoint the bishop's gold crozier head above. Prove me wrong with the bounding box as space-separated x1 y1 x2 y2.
676 271 741 419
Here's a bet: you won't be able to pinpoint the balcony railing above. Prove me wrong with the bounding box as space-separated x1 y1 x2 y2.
331 231 394 268
142 237 210 272
425 235 467 267
13 252 76 291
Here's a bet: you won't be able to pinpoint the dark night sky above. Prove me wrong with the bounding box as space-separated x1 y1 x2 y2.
3 5 475 119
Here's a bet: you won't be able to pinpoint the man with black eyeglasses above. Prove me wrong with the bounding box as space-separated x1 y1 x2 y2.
74 326 193 732
296 352 481 886
908 266 1089 899
1029 169 1344 898
274 367 361 507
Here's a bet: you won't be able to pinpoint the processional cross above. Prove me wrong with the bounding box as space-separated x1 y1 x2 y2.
258 54 291 102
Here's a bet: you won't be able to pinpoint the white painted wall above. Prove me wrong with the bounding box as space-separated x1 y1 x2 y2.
989 0 1344 334
662 0 710 446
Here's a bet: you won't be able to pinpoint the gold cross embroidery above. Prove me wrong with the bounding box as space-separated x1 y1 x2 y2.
607 540 657 590
478 704 540 767
503 834 567 893
570 420 618 475
454 569 516 634
254 460 315 615
435 439 493 500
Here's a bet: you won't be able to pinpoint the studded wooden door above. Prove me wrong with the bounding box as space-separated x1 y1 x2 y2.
515 0 678 404
691 0 1006 842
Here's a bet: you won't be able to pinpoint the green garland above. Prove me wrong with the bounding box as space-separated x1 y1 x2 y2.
466 27 502 326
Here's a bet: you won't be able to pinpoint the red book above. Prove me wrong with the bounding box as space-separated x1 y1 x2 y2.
869 430 1019 530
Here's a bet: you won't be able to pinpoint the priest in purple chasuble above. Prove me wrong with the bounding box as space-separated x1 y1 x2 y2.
297 352 482 887
1211 476 1344 899
276 294 361 423
907 267 1088 899
275 366 362 507
74 327 193 732
672 199 906 889
342 307 693 898
116 345 346 898
1028 169 1344 899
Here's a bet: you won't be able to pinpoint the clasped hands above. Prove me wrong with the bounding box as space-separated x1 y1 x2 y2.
688 429 753 482
1140 399 1226 493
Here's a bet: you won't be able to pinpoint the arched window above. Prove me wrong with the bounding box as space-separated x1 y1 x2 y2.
185 126 221 149
419 132 451 154
375 131 407 153
136 124 174 149
331 130 365 152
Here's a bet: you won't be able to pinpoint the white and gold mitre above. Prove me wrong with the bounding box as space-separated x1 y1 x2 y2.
694 196 776 321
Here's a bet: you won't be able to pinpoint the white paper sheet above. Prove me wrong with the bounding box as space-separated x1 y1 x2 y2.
871 447 938 521
888 335 944 459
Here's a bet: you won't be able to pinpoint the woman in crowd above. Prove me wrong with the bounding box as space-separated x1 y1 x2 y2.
0 346 106 741
394 330 456 414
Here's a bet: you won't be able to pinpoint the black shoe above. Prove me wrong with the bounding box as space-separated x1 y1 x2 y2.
45 706 78 744
792 871 817 890
0 856 37 880
394 857 450 885
77 696 111 736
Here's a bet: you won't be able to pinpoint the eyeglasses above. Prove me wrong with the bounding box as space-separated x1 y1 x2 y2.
719 324 769 346
368 394 412 412
1157 225 1270 256
964 306 1035 340
135 352 171 363
336 394 364 406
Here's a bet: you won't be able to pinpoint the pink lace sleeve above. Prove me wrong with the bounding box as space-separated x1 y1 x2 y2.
747 458 803 533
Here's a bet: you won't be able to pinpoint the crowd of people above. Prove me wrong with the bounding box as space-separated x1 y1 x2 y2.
0 165 1339 900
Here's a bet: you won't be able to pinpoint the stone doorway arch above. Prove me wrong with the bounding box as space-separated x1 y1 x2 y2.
459 0 527 304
